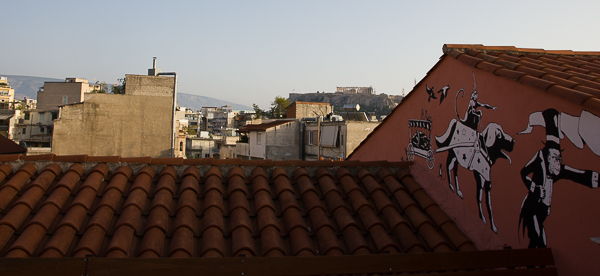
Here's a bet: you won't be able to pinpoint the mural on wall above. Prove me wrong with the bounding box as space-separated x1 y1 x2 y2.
518 108 600 248
434 73 514 233
425 84 450 105
406 110 435 169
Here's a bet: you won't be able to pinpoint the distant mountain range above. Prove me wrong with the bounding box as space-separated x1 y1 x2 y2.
0 74 252 111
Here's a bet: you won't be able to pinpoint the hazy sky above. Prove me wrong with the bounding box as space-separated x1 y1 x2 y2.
3 0 599 109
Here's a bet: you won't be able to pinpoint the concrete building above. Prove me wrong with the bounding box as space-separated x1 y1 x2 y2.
12 109 58 148
303 115 379 160
36 78 94 110
53 73 179 158
186 137 215 159
286 101 333 119
236 119 299 160
0 77 15 110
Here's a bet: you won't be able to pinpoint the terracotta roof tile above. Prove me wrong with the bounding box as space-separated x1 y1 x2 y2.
0 159 483 262
443 44 600 113
85 156 120 163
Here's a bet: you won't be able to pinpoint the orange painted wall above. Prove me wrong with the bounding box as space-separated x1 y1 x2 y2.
350 56 600 275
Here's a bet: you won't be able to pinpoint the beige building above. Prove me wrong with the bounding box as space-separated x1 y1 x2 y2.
36 78 95 110
0 77 15 109
12 109 58 148
286 101 333 119
236 119 299 160
53 74 179 158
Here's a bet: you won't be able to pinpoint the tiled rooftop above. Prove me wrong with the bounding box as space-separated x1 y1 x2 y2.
0 154 476 258
443 44 600 111
238 119 295 133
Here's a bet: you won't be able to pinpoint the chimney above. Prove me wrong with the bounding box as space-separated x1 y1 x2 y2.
148 57 162 76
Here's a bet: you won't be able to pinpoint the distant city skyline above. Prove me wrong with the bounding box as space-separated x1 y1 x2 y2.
3 0 599 109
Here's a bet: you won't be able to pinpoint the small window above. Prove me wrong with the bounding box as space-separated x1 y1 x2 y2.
39 113 45 122
309 131 314 145
205 154 210 158
40 126 45 132
52 113 58 120
62 96 68 104
24 113 30 120
180 141 183 151
257 132 262 145
22 128 26 134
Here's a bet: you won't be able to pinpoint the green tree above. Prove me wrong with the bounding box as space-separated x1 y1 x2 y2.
252 103 264 119
90 81 109 93
111 78 126 94
270 96 290 118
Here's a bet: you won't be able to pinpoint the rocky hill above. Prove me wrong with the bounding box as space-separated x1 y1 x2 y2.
288 92 403 116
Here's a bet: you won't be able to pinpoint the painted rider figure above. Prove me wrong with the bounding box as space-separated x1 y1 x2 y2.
461 91 497 130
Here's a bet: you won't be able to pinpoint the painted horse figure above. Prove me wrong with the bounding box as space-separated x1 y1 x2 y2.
435 119 514 233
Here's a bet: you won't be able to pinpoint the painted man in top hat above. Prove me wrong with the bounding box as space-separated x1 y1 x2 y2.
519 108 599 248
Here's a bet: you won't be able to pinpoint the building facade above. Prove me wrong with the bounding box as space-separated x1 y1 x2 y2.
36 78 94 110
304 117 379 160
236 120 299 160
52 74 178 158
0 77 15 110
286 101 333 119
349 44 600 276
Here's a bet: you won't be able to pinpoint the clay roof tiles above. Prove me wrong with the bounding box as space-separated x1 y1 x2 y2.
443 44 600 109
0 155 478 259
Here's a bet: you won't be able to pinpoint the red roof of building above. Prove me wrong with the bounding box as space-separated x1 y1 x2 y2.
0 154 555 274
237 119 295 133
0 136 26 155
442 44 600 110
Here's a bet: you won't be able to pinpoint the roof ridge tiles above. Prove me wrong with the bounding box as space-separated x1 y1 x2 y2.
150 157 184 166
52 155 88 163
20 153 55 162
0 154 22 163
85 156 120 163
120 156 152 164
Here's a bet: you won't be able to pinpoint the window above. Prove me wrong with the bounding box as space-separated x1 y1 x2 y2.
52 113 58 120
24 113 30 120
205 154 210 158
39 113 45 122
308 131 314 145
22 128 26 134
257 132 262 145
62 96 68 104
40 126 45 132
180 142 183 151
